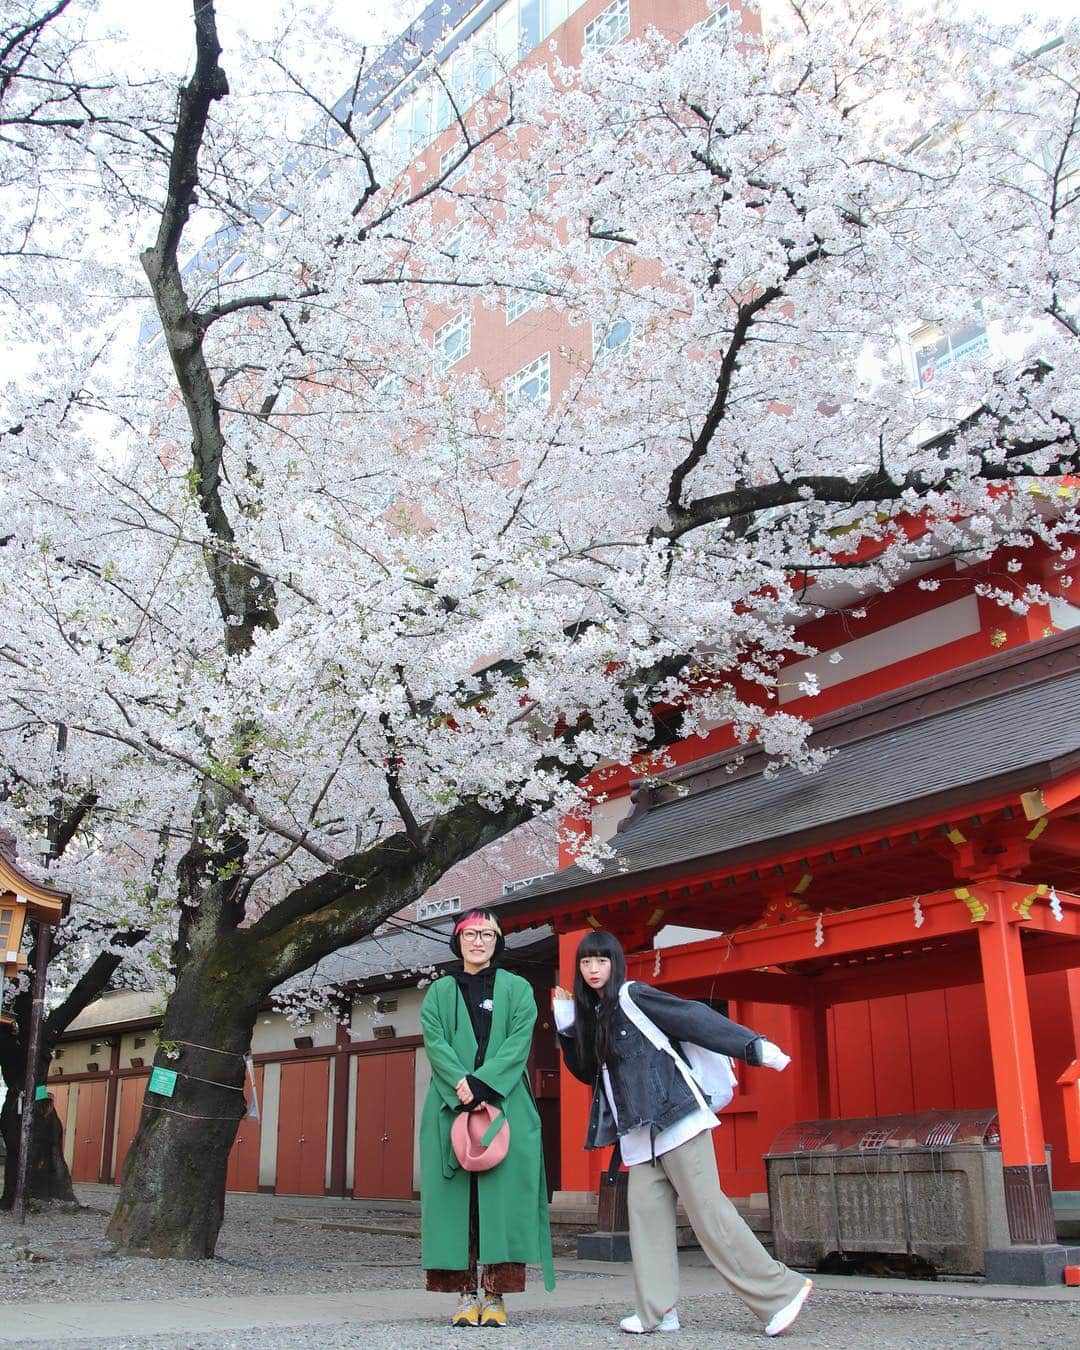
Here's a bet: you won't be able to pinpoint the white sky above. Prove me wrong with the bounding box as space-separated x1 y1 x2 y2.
98 0 1077 80
94 0 426 78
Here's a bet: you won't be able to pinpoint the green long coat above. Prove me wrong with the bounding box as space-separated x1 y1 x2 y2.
419 968 555 1289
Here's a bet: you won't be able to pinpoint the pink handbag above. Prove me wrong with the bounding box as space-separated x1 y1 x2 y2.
451 1103 510 1171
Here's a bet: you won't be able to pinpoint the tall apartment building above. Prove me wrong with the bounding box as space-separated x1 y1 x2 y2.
371 0 747 918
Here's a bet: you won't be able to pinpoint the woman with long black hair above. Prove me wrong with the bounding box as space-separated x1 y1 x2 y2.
553 929 811 1337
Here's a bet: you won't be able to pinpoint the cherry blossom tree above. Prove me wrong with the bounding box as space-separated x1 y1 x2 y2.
1 0 1077 1255
0 0 170 1205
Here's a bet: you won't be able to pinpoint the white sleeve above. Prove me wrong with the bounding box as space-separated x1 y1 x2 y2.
552 999 576 1033
759 1040 791 1071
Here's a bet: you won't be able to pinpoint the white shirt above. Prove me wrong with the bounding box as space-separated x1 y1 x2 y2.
553 999 718 1166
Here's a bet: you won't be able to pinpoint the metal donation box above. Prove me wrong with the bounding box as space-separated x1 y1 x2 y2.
766 1109 1023 1275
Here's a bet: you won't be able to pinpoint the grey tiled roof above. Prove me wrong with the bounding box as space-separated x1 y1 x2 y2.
65 989 158 1033
502 665 1080 908
62 921 554 1035
303 916 553 988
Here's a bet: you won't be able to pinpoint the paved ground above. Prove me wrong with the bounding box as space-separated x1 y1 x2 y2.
2 1187 1079 1348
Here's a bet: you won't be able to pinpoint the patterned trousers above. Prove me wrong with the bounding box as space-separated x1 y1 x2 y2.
425 1174 526 1295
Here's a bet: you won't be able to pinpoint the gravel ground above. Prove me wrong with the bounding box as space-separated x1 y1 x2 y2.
21 1291 1080 1350
1 1189 428 1302
2 1188 1079 1349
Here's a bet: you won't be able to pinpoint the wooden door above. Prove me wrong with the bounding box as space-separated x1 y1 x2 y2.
47 1083 72 1169
70 1078 108 1183
226 1065 264 1192
48 1083 70 1131
113 1075 149 1183
275 1058 330 1195
353 1049 415 1199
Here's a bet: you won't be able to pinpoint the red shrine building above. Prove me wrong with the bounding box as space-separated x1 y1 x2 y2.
499 535 1080 1271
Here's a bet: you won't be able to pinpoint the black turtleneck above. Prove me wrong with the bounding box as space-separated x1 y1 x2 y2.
453 964 500 1105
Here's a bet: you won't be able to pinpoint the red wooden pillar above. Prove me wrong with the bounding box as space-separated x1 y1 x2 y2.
1065 968 1080 1052
329 1022 350 1197
557 928 602 1192
977 889 1056 1243
100 1039 122 1183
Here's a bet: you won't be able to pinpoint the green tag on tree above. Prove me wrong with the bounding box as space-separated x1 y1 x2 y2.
34 1084 49 1101
148 1066 178 1098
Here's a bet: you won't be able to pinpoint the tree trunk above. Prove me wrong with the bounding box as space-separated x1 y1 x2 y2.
1 1054 23 1207
105 951 259 1257
28 1097 77 1202
1 925 147 1209
1 1081 77 1207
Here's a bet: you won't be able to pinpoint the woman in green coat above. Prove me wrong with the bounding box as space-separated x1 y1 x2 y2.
420 908 555 1327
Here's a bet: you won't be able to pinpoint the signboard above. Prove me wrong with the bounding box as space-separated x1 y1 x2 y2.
148 1066 178 1098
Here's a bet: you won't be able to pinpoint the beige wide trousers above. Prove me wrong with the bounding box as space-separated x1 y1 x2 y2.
627 1129 805 1330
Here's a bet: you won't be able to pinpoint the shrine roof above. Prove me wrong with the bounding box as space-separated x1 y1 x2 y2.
301 917 555 992
0 853 70 921
499 632 1080 924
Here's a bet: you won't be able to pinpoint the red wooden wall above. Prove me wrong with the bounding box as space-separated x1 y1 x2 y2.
700 970 1080 1197
826 975 1080 1190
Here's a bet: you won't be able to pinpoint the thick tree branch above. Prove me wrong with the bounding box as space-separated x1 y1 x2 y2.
42 928 149 1044
139 0 276 659
653 436 1078 543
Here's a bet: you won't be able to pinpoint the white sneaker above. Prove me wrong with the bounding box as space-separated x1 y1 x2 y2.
620 1308 680 1334
764 1278 812 1337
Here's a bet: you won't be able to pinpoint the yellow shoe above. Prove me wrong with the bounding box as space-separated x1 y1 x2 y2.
452 1293 481 1327
480 1295 508 1327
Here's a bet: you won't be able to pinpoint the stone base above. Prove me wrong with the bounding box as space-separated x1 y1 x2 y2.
983 1244 1080 1285
577 1230 631 1262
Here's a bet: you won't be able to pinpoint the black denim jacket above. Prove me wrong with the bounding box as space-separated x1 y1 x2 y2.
557 983 766 1151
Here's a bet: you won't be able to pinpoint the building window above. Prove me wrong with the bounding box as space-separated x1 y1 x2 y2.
910 311 989 386
503 872 556 893
594 318 634 362
375 372 404 406
433 311 472 374
505 352 551 409
681 3 733 45
589 219 626 257
506 272 547 323
502 2 592 66
440 144 466 181
366 4 594 182
584 0 630 54
418 894 461 920
506 289 536 323
527 177 548 211
1042 117 1080 196
442 223 464 259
